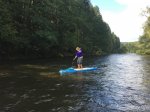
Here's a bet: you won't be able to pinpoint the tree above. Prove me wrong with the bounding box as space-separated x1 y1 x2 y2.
0 0 121 59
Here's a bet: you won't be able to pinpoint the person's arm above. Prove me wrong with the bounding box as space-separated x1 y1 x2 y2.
73 56 77 60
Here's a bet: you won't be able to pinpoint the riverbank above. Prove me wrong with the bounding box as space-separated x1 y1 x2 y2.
0 50 107 63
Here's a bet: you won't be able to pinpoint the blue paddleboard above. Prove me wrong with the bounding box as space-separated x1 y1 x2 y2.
59 67 97 74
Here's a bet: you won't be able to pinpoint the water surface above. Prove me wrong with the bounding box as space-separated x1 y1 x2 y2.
0 54 150 112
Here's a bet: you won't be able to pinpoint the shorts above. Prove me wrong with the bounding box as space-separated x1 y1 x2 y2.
77 57 83 64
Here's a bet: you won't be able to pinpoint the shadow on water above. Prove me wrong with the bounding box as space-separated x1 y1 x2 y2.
0 54 150 112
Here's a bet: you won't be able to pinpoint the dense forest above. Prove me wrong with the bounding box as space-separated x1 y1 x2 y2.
0 0 121 60
122 7 150 55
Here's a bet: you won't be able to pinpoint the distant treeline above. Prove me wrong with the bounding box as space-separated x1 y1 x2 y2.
0 0 121 59
121 7 150 55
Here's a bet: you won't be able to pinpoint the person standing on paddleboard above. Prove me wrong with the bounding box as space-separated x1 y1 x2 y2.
73 47 83 69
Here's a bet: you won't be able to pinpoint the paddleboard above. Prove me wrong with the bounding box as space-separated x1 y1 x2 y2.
59 67 97 74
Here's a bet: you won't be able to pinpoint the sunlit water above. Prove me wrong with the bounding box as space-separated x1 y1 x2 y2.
0 53 150 112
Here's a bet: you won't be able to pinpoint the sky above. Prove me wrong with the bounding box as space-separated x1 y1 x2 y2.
91 0 150 42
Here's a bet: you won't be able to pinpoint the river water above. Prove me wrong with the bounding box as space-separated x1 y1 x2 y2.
0 53 150 112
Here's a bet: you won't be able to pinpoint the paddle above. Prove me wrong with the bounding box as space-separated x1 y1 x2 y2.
72 57 76 67
72 61 74 67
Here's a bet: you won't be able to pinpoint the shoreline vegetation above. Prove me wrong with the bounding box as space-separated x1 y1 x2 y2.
0 51 108 61
0 0 121 61
121 7 150 54
1 1 149 61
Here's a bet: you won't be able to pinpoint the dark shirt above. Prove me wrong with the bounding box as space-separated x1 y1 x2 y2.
76 50 83 57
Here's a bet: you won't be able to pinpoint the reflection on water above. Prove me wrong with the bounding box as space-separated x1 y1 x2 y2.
0 54 150 112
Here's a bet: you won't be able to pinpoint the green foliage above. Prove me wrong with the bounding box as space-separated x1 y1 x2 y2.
121 42 139 53
0 0 121 59
0 0 17 40
138 7 150 55
119 44 128 53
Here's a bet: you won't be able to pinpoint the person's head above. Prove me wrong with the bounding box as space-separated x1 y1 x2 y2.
76 47 80 51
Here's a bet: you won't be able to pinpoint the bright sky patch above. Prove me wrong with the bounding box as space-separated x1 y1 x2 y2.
91 0 150 42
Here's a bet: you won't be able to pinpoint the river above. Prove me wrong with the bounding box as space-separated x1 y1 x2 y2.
0 53 150 112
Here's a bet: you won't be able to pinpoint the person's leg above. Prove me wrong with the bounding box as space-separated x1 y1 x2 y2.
77 64 80 69
77 58 80 69
80 57 83 68
77 57 83 69
79 57 83 69
77 64 82 69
